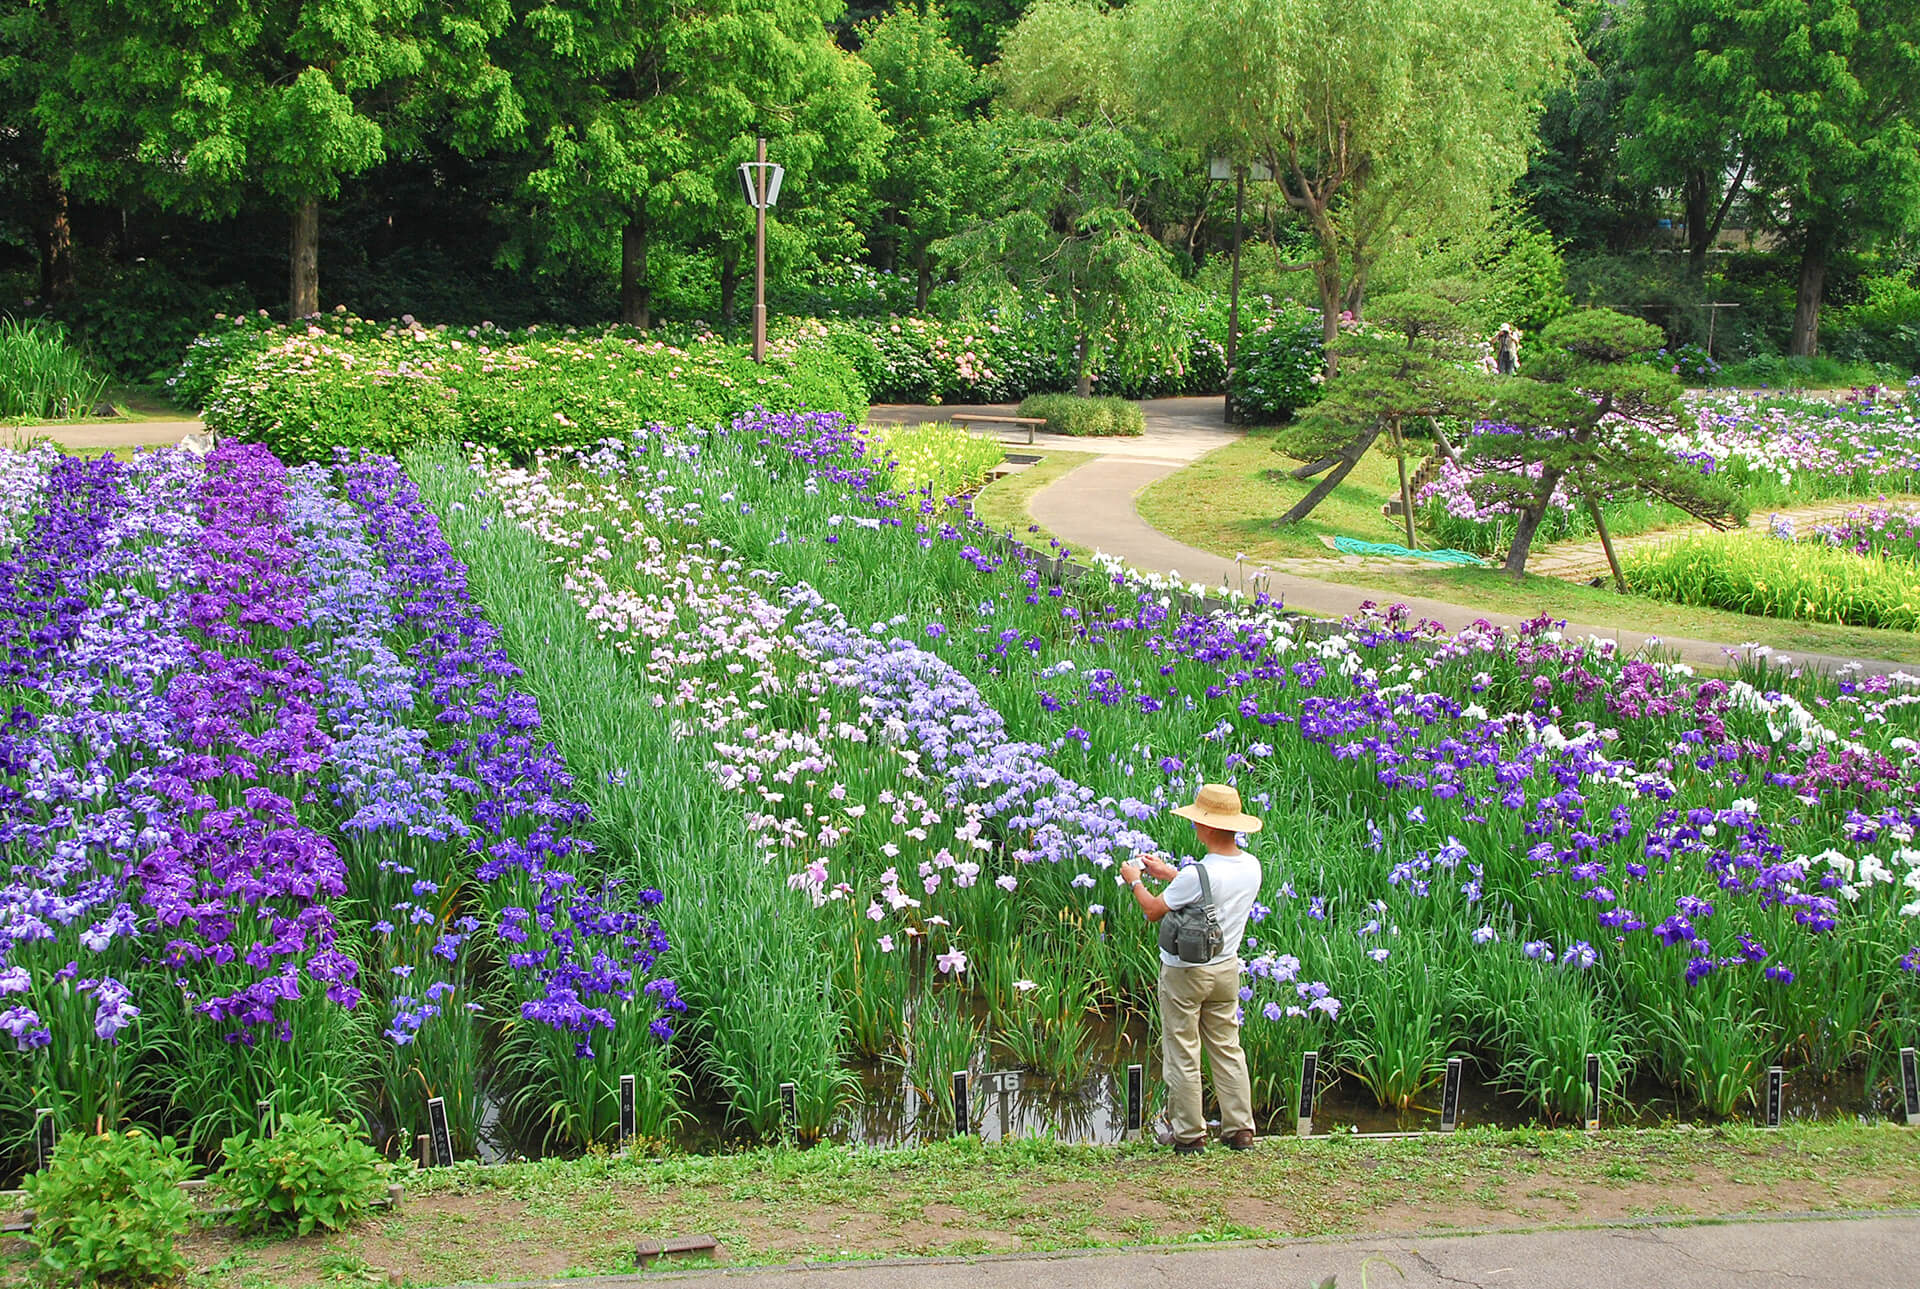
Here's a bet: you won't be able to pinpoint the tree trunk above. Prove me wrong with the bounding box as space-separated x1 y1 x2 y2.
719 252 739 326
1316 255 1342 376
36 178 75 303
1390 419 1416 549
1683 167 1711 278
1586 494 1627 593
290 198 320 320
915 247 931 313
621 217 651 328
1502 464 1564 576
1282 427 1382 524
1341 262 1370 322
1788 243 1827 358
1290 452 1345 481
1074 334 1092 398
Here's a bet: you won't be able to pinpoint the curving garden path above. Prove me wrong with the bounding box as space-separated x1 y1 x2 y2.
885 395 1918 679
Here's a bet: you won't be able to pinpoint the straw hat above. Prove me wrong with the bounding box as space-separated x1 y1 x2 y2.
1170 783 1263 834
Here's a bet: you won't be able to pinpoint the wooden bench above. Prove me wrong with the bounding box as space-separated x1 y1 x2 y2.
948 414 1049 445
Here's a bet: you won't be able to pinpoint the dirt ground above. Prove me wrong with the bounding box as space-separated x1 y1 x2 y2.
27 1124 1900 1288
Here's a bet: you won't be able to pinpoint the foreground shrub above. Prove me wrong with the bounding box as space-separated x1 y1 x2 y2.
23 1129 195 1288
1016 393 1145 436
1623 530 1920 630
216 1113 389 1236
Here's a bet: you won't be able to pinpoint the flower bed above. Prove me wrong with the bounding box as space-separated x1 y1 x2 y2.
13 404 1920 1152
406 410 1920 1128
0 443 682 1173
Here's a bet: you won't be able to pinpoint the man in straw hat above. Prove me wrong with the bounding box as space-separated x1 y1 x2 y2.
1119 782 1264 1154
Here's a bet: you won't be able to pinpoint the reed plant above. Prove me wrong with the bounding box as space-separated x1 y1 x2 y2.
1625 531 1920 630
406 448 853 1140
0 318 108 422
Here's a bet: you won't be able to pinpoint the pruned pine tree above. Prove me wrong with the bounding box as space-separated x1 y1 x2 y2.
1471 310 1746 579
1275 292 1488 538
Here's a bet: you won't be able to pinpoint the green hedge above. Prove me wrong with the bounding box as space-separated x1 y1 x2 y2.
1015 393 1146 437
192 312 867 461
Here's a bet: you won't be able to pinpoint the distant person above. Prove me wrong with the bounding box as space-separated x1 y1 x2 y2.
1118 783 1264 1154
1495 323 1521 375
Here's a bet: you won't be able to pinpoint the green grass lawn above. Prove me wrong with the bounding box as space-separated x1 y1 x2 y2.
1137 428 1412 561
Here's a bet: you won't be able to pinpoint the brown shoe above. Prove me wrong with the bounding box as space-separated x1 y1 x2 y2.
1223 1129 1255 1151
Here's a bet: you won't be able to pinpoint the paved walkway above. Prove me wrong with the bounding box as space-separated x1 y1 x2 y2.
867 398 1237 466
1 419 204 450
434 1211 1920 1289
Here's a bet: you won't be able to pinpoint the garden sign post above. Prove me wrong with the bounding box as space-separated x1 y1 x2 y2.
738 138 785 364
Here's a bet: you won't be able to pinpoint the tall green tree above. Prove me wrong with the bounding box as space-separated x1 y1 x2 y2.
34 0 523 319
1619 0 1920 353
857 1 987 310
509 0 885 327
1741 1 1920 355
1519 1 1658 252
939 113 1180 395
1618 0 1759 278
1122 0 1574 355
1472 310 1744 575
0 0 75 303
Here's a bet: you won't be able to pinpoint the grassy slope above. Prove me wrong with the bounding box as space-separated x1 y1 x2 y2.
82 1124 1920 1287
1138 431 1920 666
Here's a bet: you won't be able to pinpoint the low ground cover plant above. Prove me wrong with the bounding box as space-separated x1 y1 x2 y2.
1015 393 1146 437
0 318 108 422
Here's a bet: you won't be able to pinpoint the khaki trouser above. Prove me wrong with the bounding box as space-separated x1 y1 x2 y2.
1157 957 1254 1143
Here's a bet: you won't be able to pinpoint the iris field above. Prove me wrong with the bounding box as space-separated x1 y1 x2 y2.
5 408 1920 1174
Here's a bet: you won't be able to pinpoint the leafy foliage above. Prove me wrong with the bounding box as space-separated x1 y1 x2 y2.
1123 0 1575 352
191 311 868 462
1625 531 1920 631
23 1129 195 1288
1227 307 1326 422
216 1113 389 1237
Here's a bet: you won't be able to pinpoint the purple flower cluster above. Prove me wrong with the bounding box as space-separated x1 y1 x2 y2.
333 453 679 1050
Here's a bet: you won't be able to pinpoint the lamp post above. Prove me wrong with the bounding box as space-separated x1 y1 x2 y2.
1208 157 1271 424
738 138 785 364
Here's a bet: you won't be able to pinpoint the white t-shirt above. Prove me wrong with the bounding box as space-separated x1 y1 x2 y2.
1159 849 1262 968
